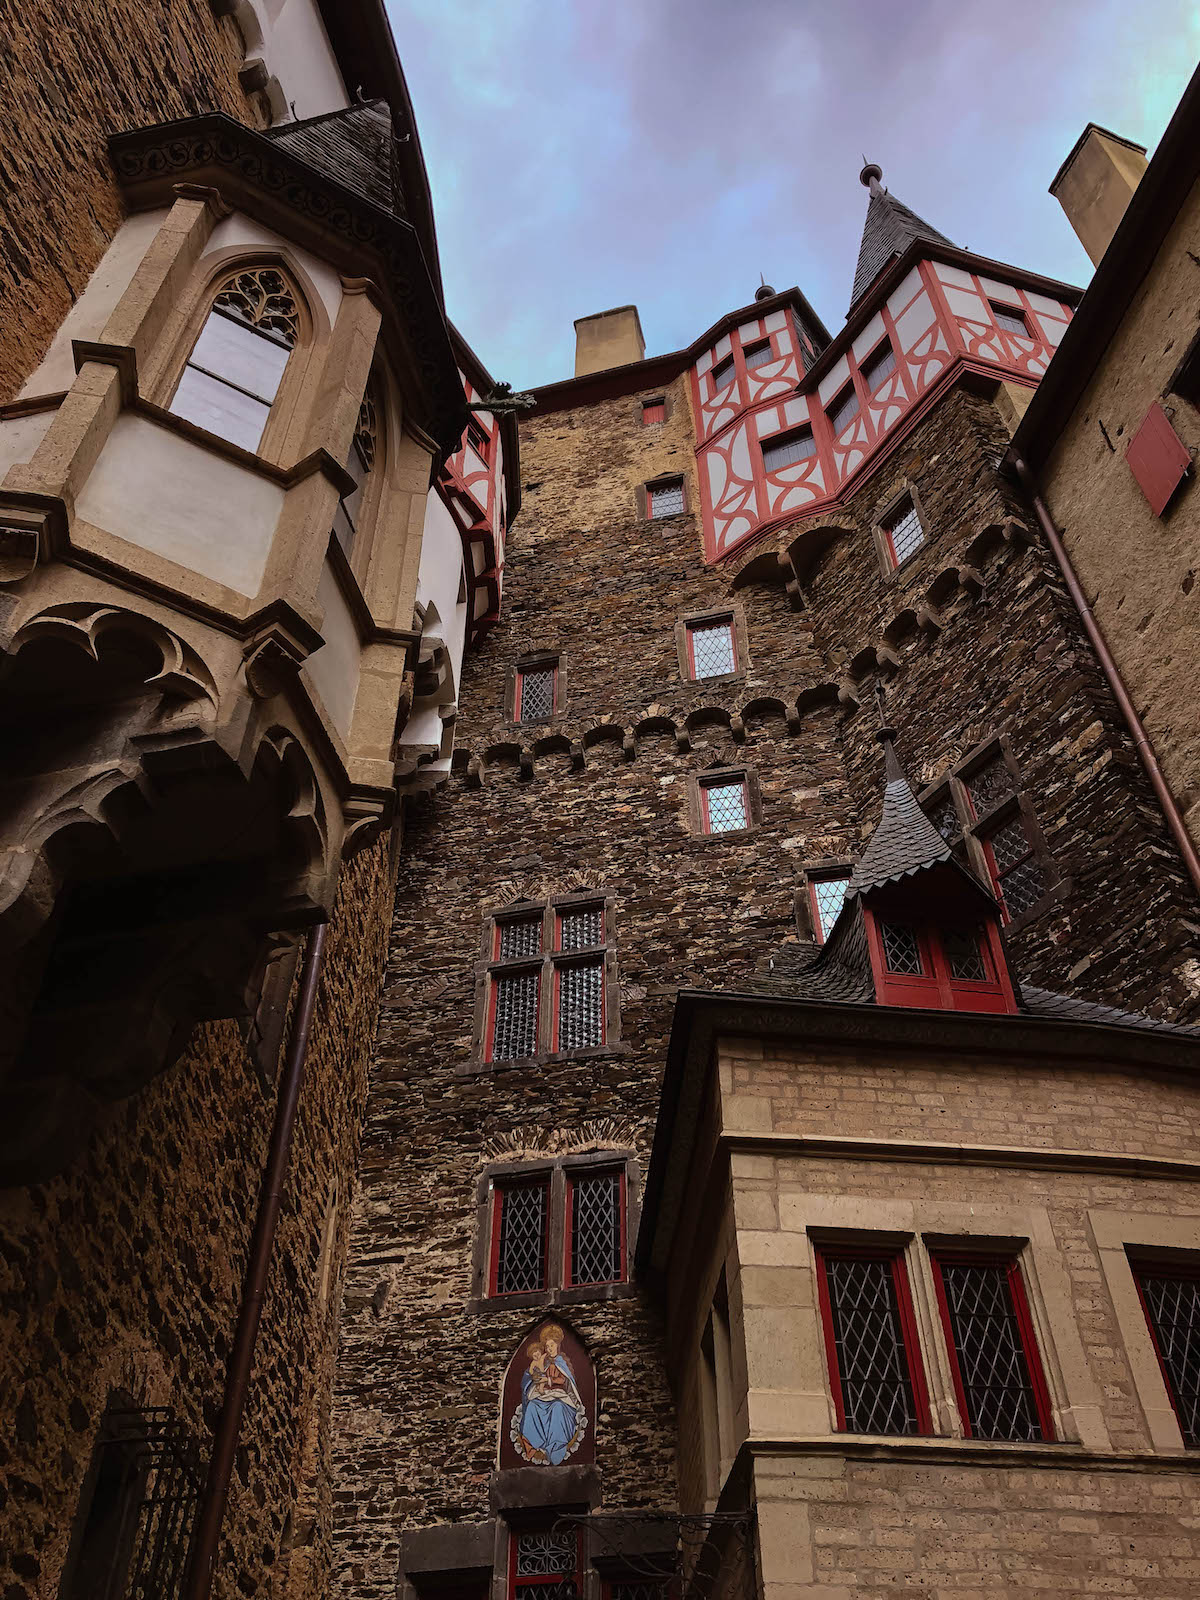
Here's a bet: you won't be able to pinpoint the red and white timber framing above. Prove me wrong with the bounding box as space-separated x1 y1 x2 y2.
437 368 508 644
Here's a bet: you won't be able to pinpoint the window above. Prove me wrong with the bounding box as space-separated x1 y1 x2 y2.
685 616 737 679
170 266 299 453
641 398 666 425
491 1178 550 1295
761 426 815 472
990 300 1030 337
865 912 1014 1013
482 1155 632 1302
881 495 925 567
567 1168 625 1287
861 339 896 391
607 1582 673 1600
814 1246 930 1435
921 741 1053 927
333 375 380 555
466 416 491 460
515 661 558 722
483 898 613 1063
808 871 850 942
742 338 774 372
880 921 922 975
509 1529 581 1600
710 354 736 393
1132 1258 1200 1447
699 775 749 835
648 478 685 518
930 1253 1054 1441
827 382 860 435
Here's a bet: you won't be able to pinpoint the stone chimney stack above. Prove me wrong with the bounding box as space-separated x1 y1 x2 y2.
573 305 645 377
1050 123 1149 267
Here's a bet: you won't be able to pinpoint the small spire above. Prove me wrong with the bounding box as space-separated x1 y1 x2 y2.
859 160 884 194
754 272 776 302
850 162 955 311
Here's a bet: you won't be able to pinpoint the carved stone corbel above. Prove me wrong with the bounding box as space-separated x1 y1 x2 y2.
242 600 325 699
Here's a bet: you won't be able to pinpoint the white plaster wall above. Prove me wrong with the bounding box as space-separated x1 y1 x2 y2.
0 410 54 483
235 0 347 121
18 211 169 399
75 414 284 597
414 492 467 703
305 562 361 738
200 217 344 329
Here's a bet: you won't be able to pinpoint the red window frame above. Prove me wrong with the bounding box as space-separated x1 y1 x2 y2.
514 663 558 722
827 381 860 436
1130 1255 1200 1447
648 477 686 519
489 1177 551 1297
485 965 541 1062
860 338 896 392
807 872 850 943
641 398 666 425
881 497 925 569
863 910 1017 1013
814 1243 932 1435
685 616 737 680
465 417 491 463
977 814 1042 924
929 1251 1055 1441
564 1167 627 1287
508 1527 582 1600
550 957 606 1052
699 774 749 835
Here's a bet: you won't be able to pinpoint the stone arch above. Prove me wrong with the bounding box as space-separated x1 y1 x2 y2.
739 695 791 733
783 517 857 584
498 1318 596 1470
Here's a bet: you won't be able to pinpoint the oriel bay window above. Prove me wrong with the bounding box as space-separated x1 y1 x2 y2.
814 1245 931 1436
481 1154 633 1303
482 897 616 1063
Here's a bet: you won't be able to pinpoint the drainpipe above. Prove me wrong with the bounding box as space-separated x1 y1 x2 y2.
184 920 329 1600
1010 453 1200 899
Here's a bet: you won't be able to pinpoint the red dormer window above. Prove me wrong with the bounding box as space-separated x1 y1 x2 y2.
863 910 1016 1014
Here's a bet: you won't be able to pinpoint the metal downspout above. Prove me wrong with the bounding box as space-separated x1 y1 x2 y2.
184 920 329 1600
1011 453 1200 899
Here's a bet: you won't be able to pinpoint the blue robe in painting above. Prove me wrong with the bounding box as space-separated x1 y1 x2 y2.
518 1354 582 1465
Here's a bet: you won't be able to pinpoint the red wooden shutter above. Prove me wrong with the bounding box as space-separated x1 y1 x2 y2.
1126 402 1191 516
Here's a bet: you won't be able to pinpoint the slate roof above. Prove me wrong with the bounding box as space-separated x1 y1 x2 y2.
267 99 401 216
846 733 955 896
851 170 955 310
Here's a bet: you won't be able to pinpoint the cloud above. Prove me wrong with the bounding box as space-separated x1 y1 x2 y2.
387 0 1200 388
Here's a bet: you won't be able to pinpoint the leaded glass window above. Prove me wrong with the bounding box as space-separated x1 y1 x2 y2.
499 915 543 961
569 1170 623 1285
610 1584 672 1600
883 498 925 566
828 383 860 435
742 338 774 372
687 618 737 679
494 1182 548 1294
925 791 961 843
557 960 604 1051
702 778 749 835
1136 1263 1200 1447
880 923 923 975
965 754 1015 818
762 427 816 472
934 1257 1049 1441
819 1252 925 1435
558 906 602 952
517 665 556 722
810 873 850 942
492 971 539 1061
649 479 685 519
944 930 987 982
982 814 1045 921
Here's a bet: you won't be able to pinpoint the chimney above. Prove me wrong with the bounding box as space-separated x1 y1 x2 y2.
1049 123 1148 267
573 305 645 377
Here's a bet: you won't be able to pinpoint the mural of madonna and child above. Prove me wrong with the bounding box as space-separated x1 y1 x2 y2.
504 1322 593 1467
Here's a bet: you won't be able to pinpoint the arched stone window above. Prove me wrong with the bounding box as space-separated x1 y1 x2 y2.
169 266 301 453
334 370 383 556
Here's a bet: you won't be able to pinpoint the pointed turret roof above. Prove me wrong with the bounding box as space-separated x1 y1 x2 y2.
267 99 402 216
851 162 955 311
846 727 955 896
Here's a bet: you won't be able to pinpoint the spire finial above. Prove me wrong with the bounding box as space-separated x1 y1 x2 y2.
859 160 884 192
754 271 776 302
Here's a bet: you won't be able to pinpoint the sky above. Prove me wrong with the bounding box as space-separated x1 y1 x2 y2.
384 1 1200 392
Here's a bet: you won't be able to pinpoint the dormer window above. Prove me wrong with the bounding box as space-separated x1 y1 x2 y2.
170 267 299 454
864 912 1016 1014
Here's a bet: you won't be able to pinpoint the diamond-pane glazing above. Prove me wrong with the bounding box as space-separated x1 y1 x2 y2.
1139 1270 1200 1446
886 502 925 565
944 930 986 981
966 754 1015 817
611 1584 671 1600
515 1531 576 1577
926 793 961 842
743 340 774 372
499 916 543 960
496 1184 547 1294
559 907 602 951
558 959 604 1050
824 1255 921 1435
518 668 555 721
986 816 1044 919
703 780 748 834
571 1171 622 1285
649 480 685 518
881 923 923 975
938 1261 1043 1440
762 428 816 471
492 971 539 1060
689 621 736 678
813 875 850 941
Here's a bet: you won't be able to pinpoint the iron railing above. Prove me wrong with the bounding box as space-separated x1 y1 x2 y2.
551 1510 758 1600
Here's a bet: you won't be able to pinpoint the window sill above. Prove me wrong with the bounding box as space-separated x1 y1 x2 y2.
469 1280 639 1316
685 670 746 688
460 1041 632 1077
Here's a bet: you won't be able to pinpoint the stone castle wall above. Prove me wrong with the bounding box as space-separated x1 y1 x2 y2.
330 368 1199 1596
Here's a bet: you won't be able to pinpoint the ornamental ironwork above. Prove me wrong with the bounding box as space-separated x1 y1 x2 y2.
570 1170 621 1285
212 267 299 347
550 1510 758 1600
493 970 539 1061
559 906 602 952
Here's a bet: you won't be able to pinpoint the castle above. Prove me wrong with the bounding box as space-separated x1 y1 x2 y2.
2 6 1200 1599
